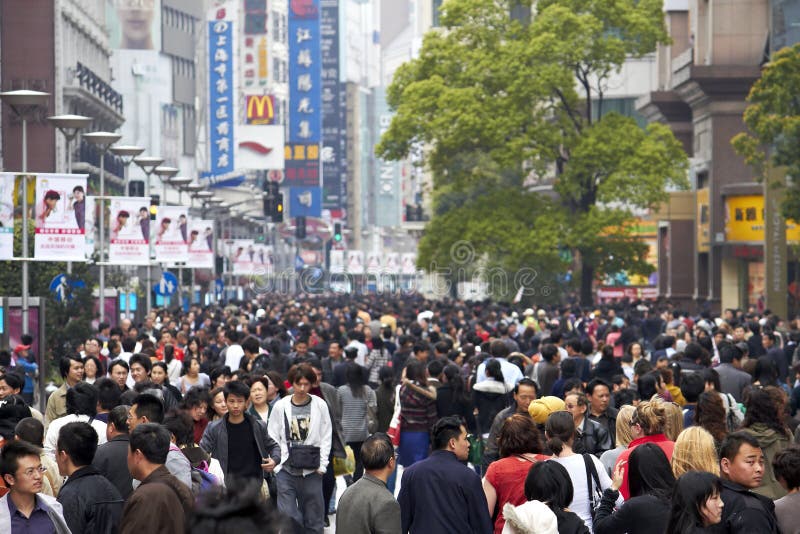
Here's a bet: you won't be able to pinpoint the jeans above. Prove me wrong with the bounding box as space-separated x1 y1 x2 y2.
276 469 324 534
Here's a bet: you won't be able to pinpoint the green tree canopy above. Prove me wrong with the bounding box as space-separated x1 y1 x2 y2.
377 0 689 304
732 43 800 219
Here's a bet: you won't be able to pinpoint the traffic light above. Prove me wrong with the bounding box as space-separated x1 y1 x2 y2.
296 216 306 239
274 193 284 223
333 223 342 242
149 195 159 220
263 194 274 219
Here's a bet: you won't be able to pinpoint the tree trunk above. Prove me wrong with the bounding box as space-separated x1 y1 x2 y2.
580 262 594 307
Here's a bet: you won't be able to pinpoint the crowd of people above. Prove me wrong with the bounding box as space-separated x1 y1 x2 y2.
0 296 799 533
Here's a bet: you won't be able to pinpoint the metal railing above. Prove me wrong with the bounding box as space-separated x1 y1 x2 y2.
76 62 124 114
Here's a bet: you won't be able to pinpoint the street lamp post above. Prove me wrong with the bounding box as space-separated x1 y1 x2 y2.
108 145 144 319
132 156 163 314
48 114 93 276
153 166 179 206
153 167 178 307
109 145 145 195
169 176 192 205
0 90 50 334
83 132 121 323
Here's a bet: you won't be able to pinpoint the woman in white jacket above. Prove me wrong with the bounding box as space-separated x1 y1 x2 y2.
268 363 332 534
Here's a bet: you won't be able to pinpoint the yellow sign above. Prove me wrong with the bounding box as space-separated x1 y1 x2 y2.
725 195 800 243
697 188 710 253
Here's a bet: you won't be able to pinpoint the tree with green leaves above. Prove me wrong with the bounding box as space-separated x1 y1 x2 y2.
732 43 800 219
377 0 689 304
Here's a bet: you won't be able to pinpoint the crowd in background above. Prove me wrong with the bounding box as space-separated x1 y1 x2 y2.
0 296 799 533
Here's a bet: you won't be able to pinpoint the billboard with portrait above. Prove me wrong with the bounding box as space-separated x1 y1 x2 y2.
106 0 162 50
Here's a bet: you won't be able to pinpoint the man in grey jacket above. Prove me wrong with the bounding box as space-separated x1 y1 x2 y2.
200 380 280 486
336 432 401 534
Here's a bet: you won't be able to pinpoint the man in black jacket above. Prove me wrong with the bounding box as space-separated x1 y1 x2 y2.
56 421 124 534
713 432 778 533
93 405 134 499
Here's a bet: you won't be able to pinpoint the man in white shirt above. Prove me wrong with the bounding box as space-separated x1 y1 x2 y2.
345 330 369 367
475 340 523 391
44 383 107 459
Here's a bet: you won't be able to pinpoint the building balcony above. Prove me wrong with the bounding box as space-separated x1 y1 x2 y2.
71 138 125 192
63 62 125 131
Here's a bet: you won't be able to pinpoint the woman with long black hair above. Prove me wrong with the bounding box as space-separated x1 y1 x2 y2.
594 443 675 534
437 364 475 431
666 471 724 533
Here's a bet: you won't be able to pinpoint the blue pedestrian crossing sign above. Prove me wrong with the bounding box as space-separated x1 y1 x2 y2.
154 271 178 296
49 274 85 302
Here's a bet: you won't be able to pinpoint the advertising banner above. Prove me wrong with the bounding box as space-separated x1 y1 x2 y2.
0 175 15 259
227 238 256 275
374 88 402 227
330 249 344 273
187 219 215 269
109 197 151 265
154 206 189 263
346 250 364 274
208 8 236 177
253 244 274 273
288 0 321 144
284 143 321 186
237 124 285 170
33 174 88 262
321 0 346 209
366 252 382 273
85 196 96 260
106 0 162 50
401 253 417 275
385 253 400 274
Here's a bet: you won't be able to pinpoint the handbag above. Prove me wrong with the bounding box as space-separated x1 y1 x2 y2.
333 445 356 476
386 385 402 447
582 453 603 520
467 415 485 466
283 412 321 470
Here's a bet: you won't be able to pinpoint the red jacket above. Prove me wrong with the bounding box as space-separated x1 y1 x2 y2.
614 433 674 499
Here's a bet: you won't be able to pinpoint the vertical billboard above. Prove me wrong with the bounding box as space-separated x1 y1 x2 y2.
187 219 215 269
109 197 151 265
154 206 189 263
374 88 402 227
208 6 236 178
106 0 162 50
321 0 346 209
0 175 15 259
288 0 321 187
241 0 269 89
33 175 88 262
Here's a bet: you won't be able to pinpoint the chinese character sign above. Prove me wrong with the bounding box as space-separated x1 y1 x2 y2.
284 143 320 186
187 219 215 269
321 0 346 209
0 175 15 260
209 15 235 176
85 196 96 260
289 0 321 146
33 174 88 262
154 206 189 263
109 197 151 265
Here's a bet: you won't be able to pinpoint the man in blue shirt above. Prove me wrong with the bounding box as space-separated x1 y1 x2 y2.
0 440 70 533
398 416 493 534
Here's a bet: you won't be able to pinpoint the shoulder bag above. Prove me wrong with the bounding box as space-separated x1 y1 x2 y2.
283 410 321 470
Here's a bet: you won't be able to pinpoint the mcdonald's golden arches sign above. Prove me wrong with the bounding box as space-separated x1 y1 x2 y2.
246 95 275 125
